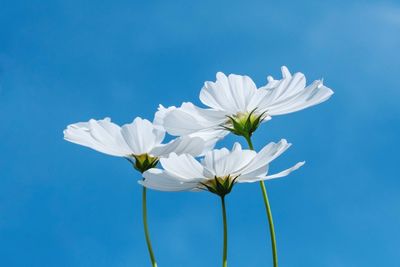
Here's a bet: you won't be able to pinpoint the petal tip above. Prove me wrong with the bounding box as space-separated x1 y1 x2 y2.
281 66 291 77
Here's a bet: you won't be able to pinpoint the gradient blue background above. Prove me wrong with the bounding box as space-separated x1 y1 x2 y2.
1 0 399 266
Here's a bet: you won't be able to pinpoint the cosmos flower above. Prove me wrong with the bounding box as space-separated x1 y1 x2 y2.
64 117 207 172
64 116 211 267
156 66 333 141
140 139 304 195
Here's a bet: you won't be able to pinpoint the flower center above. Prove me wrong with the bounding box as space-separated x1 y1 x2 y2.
233 112 258 124
132 154 159 173
222 109 267 138
200 175 238 197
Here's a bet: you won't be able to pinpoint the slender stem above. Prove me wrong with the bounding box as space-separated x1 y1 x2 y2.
244 135 278 267
259 181 278 267
221 196 228 267
244 135 254 150
142 186 158 267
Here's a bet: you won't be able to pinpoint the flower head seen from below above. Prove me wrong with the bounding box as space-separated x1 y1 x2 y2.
156 66 333 141
140 139 305 197
63 117 207 173
63 116 205 267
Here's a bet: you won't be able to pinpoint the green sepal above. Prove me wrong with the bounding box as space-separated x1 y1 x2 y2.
223 109 268 138
131 154 159 173
200 175 238 197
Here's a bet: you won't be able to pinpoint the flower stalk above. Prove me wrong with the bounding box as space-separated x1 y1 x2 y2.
142 186 158 267
245 136 278 267
221 196 228 267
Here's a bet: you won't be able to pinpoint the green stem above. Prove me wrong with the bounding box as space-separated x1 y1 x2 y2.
142 186 158 267
221 196 228 267
259 180 278 267
244 135 254 150
244 135 278 267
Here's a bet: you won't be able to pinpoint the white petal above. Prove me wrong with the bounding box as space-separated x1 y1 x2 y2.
162 102 227 136
153 126 166 146
202 144 256 177
238 161 305 183
200 72 236 112
237 165 269 181
232 142 242 152
200 72 257 113
274 72 306 101
240 139 291 178
264 161 305 179
253 66 333 116
141 169 202 192
188 129 228 154
88 119 128 151
151 136 205 157
281 66 291 78
218 149 256 177
256 69 305 109
159 153 206 180
247 89 274 112
268 82 334 115
121 117 163 155
201 147 231 175
227 73 258 111
64 118 131 157
153 104 173 131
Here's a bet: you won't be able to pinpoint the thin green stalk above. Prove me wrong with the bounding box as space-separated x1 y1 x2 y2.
244 135 278 267
221 196 228 267
142 186 158 267
244 135 254 150
259 180 278 267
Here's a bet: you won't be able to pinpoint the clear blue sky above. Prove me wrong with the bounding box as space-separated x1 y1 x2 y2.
1 0 399 266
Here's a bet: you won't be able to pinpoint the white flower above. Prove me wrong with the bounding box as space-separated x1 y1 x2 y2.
64 117 207 172
156 66 333 140
140 139 304 195
154 104 226 150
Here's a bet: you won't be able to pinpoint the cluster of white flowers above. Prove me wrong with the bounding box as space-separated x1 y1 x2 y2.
64 66 333 267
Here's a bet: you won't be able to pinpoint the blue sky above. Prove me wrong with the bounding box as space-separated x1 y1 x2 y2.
1 0 399 266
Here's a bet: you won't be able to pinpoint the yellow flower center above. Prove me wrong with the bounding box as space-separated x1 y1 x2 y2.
132 154 159 173
227 112 259 126
201 175 238 197
223 109 267 138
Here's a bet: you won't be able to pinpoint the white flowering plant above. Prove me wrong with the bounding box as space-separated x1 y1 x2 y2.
64 66 333 267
